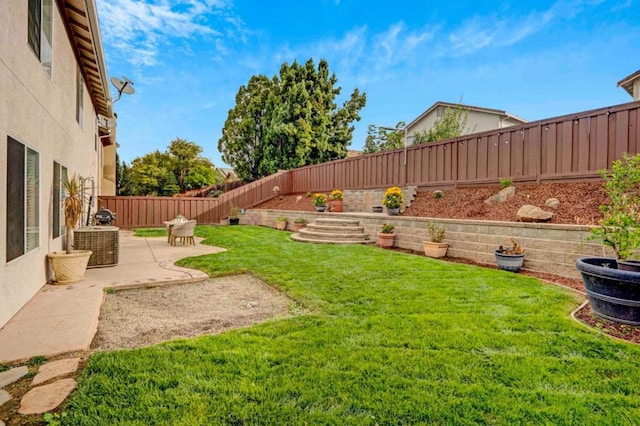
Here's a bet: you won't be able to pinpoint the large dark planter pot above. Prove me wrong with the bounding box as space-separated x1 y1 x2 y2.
576 257 640 326
618 259 640 272
495 250 524 272
229 217 240 225
386 207 400 216
315 205 325 212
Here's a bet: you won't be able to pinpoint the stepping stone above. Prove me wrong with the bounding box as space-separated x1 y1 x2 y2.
0 366 28 387
32 358 80 386
18 378 76 415
0 389 11 407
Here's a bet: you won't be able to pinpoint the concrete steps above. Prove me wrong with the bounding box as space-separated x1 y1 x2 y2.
291 218 373 245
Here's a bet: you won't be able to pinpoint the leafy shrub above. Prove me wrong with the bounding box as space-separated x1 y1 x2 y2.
426 222 445 243
500 178 513 189
380 223 395 234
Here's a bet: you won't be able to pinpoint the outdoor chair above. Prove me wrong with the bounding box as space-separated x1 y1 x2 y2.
170 219 197 246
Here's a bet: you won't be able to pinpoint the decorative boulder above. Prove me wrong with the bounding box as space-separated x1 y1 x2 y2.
484 186 515 204
517 204 553 222
545 198 560 209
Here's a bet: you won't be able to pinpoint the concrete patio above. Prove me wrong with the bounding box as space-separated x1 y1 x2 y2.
0 230 224 364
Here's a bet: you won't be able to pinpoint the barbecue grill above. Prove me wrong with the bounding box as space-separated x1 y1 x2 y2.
94 208 116 225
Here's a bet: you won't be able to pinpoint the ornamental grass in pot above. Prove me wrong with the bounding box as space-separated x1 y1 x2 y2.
423 222 448 258
275 216 288 230
48 174 92 284
495 238 525 272
293 217 307 232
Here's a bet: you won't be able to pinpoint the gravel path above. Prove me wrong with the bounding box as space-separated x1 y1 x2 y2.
91 275 295 351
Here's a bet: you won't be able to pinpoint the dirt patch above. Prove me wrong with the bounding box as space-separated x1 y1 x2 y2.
255 182 607 225
91 275 297 351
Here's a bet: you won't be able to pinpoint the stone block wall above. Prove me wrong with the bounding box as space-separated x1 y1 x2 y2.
242 209 611 279
342 187 416 213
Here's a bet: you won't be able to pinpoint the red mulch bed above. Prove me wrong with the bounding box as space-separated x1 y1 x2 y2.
256 182 607 225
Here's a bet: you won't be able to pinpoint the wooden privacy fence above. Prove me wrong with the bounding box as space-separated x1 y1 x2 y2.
98 171 291 228
290 100 640 192
103 101 640 228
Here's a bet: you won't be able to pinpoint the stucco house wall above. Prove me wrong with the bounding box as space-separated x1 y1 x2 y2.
0 0 111 327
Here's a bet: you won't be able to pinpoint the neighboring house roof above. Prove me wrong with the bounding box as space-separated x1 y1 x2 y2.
58 0 112 121
217 168 239 182
405 101 527 131
617 69 640 97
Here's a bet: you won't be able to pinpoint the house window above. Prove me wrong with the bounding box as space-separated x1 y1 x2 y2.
27 0 53 76
53 162 67 238
6 136 40 262
76 67 84 127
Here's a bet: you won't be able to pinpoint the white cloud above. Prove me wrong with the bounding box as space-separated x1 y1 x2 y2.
97 0 232 66
445 0 600 56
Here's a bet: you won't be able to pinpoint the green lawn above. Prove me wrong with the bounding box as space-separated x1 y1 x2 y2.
65 226 640 425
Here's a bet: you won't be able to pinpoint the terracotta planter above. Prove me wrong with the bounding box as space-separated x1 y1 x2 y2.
48 250 93 284
378 232 395 247
423 241 448 258
329 200 344 212
293 223 306 232
275 221 287 230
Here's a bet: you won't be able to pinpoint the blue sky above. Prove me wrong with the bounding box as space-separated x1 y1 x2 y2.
96 0 639 167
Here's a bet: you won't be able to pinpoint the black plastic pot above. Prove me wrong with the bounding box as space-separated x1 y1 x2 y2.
575 257 640 326
618 259 640 272
229 217 240 225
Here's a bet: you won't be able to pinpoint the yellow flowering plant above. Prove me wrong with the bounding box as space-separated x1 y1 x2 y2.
329 189 344 201
382 186 404 209
312 193 327 206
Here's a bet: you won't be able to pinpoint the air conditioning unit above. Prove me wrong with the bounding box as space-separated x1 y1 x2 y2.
74 226 119 268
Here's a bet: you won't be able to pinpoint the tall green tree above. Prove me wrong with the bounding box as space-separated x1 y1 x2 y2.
219 75 273 182
363 122 406 153
126 139 219 196
116 154 134 195
167 138 216 192
219 58 366 181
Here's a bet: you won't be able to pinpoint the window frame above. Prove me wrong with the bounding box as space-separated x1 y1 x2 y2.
27 0 52 76
53 162 67 239
6 136 40 263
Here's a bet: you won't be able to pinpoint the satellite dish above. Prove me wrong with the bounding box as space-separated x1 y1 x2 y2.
110 76 135 104
111 76 135 95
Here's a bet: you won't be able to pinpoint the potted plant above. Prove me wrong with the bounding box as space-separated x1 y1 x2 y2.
423 222 448 258
378 223 395 247
47 174 93 284
229 205 240 225
313 193 327 212
495 238 525 272
382 186 404 215
576 152 640 325
293 217 308 232
275 216 288 230
329 189 344 212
